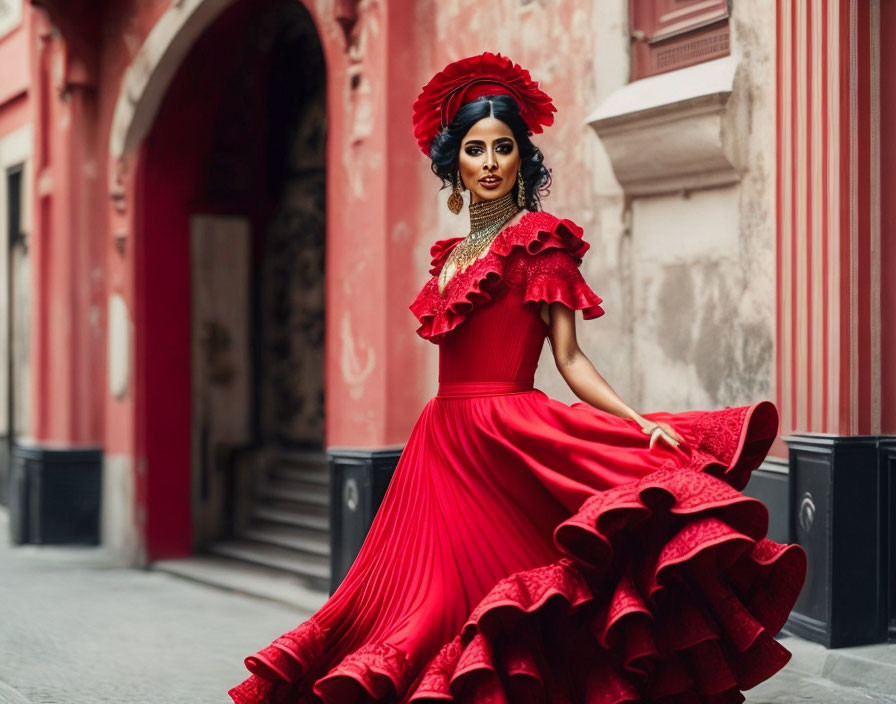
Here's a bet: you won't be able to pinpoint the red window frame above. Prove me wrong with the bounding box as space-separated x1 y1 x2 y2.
630 0 731 80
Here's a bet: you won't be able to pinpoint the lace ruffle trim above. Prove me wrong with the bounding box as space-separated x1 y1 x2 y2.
229 622 412 704
407 468 806 703
519 247 605 321
409 211 602 342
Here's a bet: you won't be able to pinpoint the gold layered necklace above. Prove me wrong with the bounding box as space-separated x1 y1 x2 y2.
438 191 520 295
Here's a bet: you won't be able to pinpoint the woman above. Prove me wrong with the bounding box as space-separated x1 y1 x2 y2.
229 52 806 704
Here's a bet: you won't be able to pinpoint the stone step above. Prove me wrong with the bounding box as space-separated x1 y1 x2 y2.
258 480 329 508
259 495 330 520
208 539 330 586
241 523 330 557
272 448 329 469
251 504 329 532
267 463 329 487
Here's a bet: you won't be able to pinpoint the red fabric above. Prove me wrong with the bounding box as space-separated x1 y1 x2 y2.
410 212 604 346
229 212 806 704
412 52 557 156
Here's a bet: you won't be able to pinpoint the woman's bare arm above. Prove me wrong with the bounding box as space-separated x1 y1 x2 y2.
541 302 683 447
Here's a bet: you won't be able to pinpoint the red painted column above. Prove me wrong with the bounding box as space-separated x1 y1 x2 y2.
324 3 430 448
323 21 387 448
29 12 50 441
383 0 429 445
880 0 896 434
29 11 103 447
774 0 882 441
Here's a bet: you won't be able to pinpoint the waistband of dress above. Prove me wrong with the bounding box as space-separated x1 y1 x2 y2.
436 380 535 398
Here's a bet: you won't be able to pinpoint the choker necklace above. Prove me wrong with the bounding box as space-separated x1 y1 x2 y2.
438 191 521 295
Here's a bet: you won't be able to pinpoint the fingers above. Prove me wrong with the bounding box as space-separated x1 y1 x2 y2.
648 427 679 449
641 422 685 452
656 422 684 443
659 430 679 448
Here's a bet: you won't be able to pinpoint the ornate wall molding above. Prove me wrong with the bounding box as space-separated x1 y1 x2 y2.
587 56 738 197
0 0 23 40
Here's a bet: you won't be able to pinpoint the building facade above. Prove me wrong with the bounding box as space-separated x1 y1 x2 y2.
1 0 893 644
0 0 32 510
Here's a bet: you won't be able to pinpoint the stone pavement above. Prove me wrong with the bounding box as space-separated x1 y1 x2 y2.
747 639 896 703
1 509 895 703
0 511 314 704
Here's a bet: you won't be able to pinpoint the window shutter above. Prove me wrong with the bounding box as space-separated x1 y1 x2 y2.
630 0 730 80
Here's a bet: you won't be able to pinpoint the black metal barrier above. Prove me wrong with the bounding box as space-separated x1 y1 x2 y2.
8 445 102 546
327 447 402 593
784 434 892 647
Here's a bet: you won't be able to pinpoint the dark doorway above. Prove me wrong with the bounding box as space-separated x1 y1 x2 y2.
2 164 30 507
140 0 328 585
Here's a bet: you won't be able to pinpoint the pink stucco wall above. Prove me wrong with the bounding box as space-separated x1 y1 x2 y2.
0 9 30 122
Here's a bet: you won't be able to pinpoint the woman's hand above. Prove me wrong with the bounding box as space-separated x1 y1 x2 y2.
637 420 684 450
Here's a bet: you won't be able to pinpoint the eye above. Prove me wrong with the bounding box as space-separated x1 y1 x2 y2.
496 142 515 154
464 145 483 155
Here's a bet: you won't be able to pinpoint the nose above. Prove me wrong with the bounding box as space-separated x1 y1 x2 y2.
483 148 498 171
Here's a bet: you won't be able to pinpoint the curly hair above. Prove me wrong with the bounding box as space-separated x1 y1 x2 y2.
428 95 552 211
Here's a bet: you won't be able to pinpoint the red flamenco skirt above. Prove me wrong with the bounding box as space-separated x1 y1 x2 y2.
229 385 806 704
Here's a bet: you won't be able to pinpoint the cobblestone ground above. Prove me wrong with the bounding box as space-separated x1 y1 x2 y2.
0 511 891 704
746 670 892 703
0 513 311 704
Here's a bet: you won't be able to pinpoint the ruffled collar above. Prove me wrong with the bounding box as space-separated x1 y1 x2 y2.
409 211 591 343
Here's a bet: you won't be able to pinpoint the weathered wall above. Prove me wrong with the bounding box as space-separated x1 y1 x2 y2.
0 7 29 140
621 0 777 413
0 8 32 507
509 0 777 416
0 8 32 448
723 0 777 408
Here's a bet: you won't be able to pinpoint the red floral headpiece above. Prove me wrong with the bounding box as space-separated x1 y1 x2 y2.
412 52 557 157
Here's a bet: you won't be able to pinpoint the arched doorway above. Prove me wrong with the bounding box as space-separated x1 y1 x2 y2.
136 0 328 586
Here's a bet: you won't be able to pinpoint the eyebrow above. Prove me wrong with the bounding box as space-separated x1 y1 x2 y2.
462 137 515 146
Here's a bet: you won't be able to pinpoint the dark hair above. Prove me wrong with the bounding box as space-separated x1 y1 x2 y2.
429 95 551 211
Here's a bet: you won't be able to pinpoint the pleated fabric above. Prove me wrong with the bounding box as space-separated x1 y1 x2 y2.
228 212 805 704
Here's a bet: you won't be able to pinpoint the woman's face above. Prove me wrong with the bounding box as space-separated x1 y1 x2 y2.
458 117 521 204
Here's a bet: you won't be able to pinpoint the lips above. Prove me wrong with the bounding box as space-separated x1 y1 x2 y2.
479 176 503 189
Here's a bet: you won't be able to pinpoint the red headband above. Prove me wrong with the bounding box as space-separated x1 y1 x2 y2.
412 52 557 157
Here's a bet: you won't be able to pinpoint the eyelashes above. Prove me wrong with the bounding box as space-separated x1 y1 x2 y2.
463 143 515 156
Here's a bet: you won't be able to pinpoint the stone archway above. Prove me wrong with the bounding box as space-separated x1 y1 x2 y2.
116 0 334 573
109 0 256 161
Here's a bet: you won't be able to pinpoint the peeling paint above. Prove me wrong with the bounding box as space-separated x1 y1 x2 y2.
655 264 696 364
391 220 411 245
340 312 375 400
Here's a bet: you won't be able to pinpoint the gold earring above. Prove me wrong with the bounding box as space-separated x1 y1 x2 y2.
516 170 526 208
447 171 463 214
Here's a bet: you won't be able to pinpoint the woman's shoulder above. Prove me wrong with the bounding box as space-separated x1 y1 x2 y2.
494 209 590 262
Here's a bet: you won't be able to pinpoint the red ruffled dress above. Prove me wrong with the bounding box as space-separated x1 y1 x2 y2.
229 211 806 704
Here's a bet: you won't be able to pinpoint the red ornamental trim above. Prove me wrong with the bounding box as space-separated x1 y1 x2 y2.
412 52 556 156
